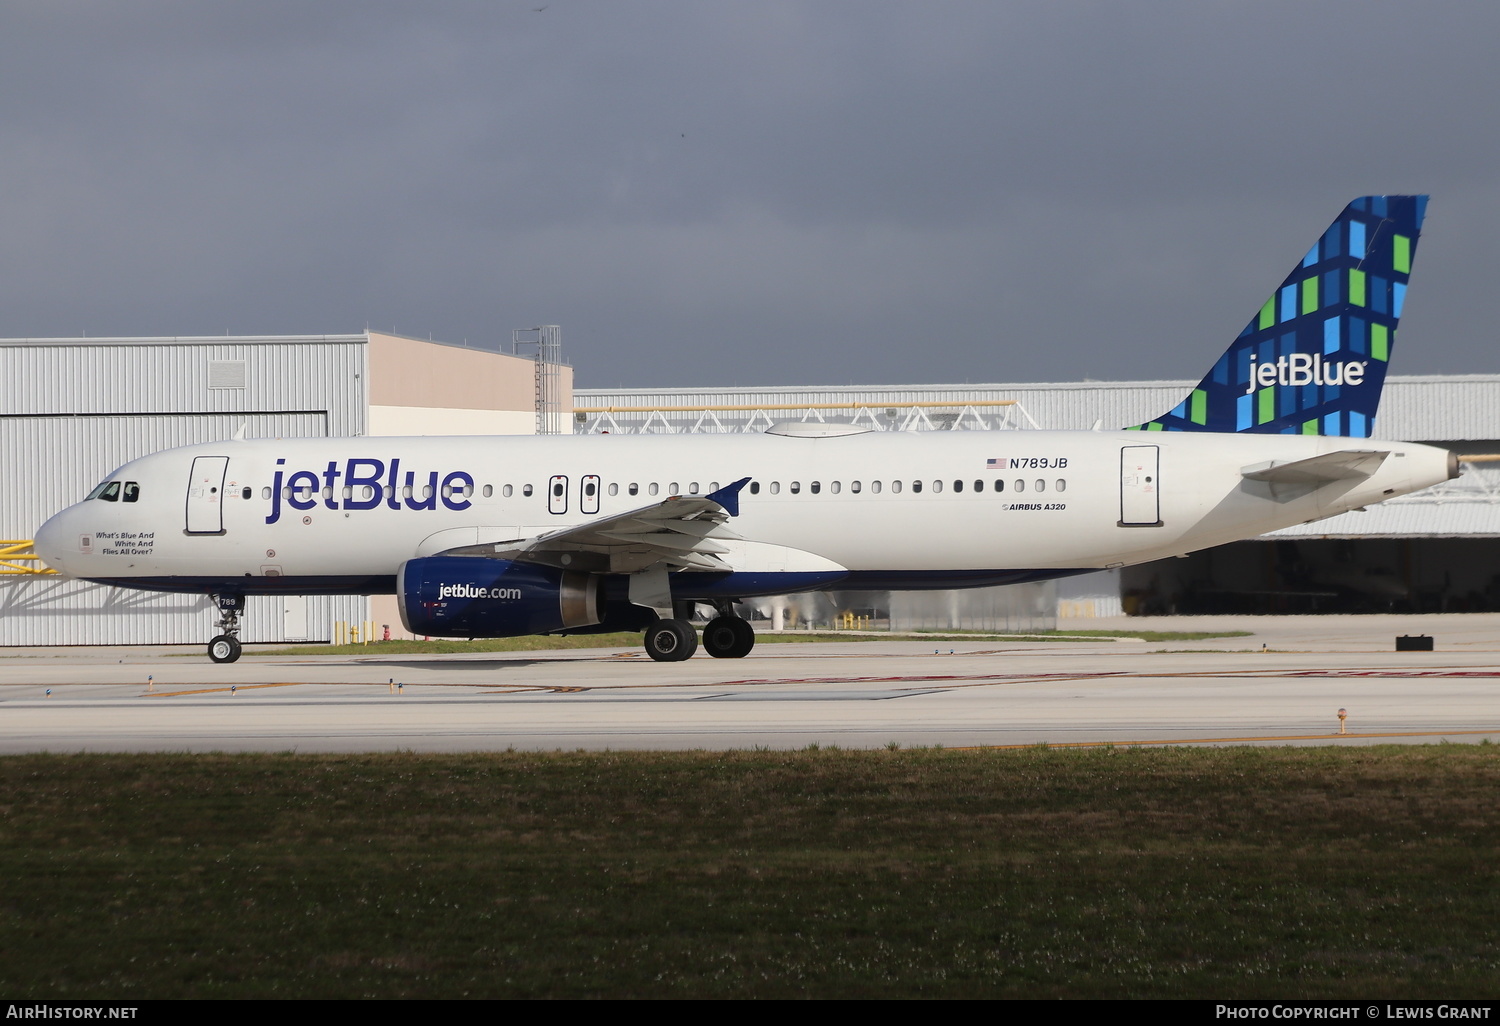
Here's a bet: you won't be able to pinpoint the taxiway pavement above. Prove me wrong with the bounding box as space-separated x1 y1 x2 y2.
3 614 1500 753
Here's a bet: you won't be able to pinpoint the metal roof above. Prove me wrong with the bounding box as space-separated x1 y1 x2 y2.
575 375 1500 440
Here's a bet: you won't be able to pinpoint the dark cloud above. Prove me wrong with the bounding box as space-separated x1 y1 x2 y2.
1 1 1497 388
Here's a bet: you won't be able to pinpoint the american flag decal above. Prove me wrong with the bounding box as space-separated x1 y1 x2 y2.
986 457 1006 469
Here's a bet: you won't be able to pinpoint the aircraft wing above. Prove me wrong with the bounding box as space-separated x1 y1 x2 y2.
1241 450 1390 485
441 477 751 574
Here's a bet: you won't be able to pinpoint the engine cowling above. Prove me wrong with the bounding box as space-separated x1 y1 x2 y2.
397 556 601 638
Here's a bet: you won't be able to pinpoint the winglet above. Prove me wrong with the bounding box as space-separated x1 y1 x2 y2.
706 477 752 517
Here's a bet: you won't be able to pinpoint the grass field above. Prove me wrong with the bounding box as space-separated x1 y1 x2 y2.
2 745 1495 998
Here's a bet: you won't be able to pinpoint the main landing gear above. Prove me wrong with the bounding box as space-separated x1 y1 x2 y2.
702 614 755 659
643 607 757 663
644 619 697 662
208 594 244 663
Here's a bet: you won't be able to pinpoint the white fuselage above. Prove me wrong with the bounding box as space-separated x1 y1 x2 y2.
35 429 1454 595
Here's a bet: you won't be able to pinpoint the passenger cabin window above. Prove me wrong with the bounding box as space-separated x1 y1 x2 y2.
872 480 882 493
954 480 964 493
851 481 861 493
890 480 901 494
629 483 639 496
810 481 820 494
649 483 659 496
523 484 534 497
993 480 1004 492
1056 480 1067 493
912 480 922 493
789 481 801 495
750 482 760 495
502 484 513 497
239 486 250 500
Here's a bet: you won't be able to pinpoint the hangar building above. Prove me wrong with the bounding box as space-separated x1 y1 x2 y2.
0 331 570 646
574 376 1500 620
4 345 1494 646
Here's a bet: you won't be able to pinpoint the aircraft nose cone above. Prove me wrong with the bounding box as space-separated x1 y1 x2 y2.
33 508 76 575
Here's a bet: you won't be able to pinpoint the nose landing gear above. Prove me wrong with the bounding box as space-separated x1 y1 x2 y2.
208 594 244 663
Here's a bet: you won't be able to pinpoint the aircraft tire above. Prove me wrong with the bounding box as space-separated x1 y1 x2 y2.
208 635 242 664
644 619 698 662
703 616 755 658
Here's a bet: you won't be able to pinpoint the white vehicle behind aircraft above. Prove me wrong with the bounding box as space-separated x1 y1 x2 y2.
35 196 1456 662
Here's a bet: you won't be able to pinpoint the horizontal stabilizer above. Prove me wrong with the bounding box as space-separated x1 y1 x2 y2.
1241 450 1389 485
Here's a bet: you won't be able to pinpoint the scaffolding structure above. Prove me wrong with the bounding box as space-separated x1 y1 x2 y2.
573 399 1041 435
511 325 566 435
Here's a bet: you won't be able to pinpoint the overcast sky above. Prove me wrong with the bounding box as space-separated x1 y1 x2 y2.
2 1 1497 389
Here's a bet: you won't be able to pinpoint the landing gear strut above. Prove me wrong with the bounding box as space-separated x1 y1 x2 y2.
703 614 755 659
208 594 244 663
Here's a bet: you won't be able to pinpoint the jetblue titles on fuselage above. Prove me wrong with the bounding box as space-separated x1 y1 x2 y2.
267 457 475 524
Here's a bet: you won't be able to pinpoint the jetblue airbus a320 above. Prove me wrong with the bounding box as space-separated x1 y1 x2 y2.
35 196 1456 662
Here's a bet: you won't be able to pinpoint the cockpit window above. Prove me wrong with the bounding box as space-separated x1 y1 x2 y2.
88 481 122 502
122 482 140 503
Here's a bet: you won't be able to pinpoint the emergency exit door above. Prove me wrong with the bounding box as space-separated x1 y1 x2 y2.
1119 445 1162 527
186 456 229 534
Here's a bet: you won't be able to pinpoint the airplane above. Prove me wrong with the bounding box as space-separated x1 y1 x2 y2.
34 195 1456 663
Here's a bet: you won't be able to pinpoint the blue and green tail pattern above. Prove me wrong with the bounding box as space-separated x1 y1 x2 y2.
1132 195 1426 437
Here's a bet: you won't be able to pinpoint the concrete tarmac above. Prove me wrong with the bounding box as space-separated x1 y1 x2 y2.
2 614 1500 753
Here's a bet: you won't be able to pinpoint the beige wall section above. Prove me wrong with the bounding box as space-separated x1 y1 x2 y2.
368 405 537 436
369 594 421 641
363 332 577 641
365 331 573 424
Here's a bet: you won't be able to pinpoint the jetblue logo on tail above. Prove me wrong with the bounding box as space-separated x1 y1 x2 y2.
1134 195 1426 437
1245 353 1366 392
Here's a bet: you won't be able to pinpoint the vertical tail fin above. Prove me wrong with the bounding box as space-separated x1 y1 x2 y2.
1134 195 1427 437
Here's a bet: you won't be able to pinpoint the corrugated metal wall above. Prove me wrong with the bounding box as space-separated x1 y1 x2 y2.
1 412 329 548
0 579 359 647
0 336 369 646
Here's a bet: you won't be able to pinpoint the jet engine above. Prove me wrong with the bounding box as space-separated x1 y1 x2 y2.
397 556 602 638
